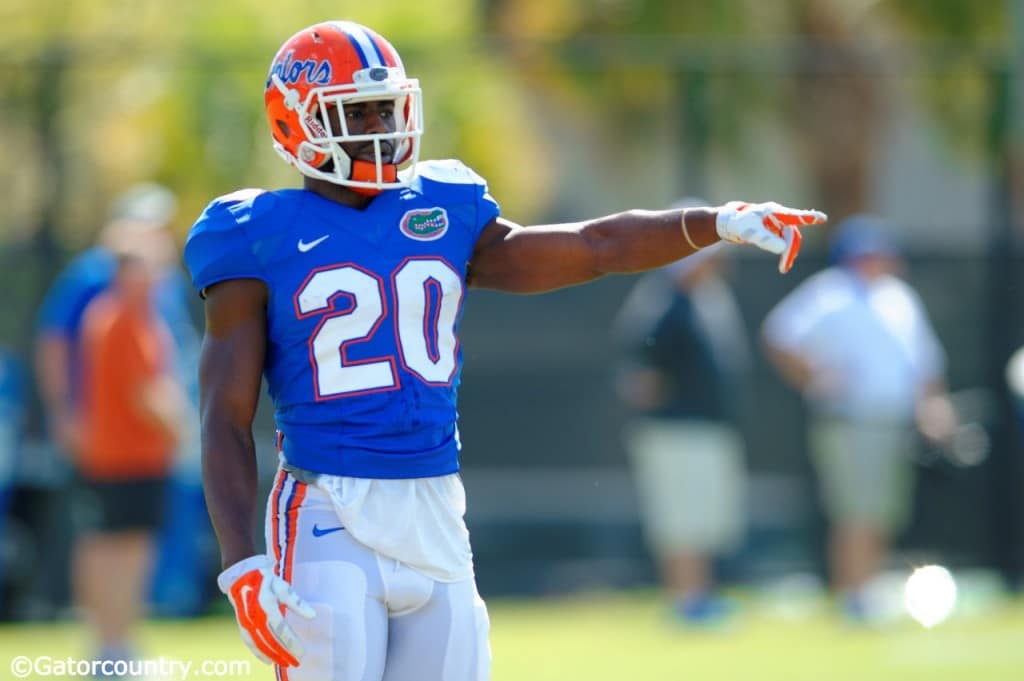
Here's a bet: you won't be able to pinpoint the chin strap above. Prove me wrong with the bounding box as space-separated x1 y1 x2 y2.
348 160 398 196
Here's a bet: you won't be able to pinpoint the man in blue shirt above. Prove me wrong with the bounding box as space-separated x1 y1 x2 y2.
34 184 209 630
35 183 193 455
188 20 826 681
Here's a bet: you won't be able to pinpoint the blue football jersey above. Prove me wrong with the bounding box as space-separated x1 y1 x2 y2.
184 160 500 478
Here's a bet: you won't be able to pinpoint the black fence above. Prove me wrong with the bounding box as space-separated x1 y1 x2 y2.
1 248 1022 610
455 250 1024 593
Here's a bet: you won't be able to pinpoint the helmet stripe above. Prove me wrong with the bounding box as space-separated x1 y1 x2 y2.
363 30 389 66
351 24 386 66
331 21 381 68
344 32 370 68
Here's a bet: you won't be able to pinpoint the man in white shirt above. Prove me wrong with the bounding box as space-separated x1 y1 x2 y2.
761 215 955 621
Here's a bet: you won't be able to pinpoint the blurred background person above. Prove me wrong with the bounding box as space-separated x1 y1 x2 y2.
614 232 751 626
34 183 185 461
32 183 210 620
73 250 189 664
0 348 25 614
761 214 957 623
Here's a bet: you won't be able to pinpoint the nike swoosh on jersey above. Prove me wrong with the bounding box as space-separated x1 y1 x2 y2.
297 235 330 252
311 524 345 537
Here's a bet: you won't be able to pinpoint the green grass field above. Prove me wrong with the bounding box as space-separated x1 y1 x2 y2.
1 590 1022 681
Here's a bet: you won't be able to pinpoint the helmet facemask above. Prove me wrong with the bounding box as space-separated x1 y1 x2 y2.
270 67 422 193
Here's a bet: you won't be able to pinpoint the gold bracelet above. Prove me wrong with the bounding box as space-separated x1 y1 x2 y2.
681 212 703 250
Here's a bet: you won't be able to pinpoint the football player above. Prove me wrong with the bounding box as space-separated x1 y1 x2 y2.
184 20 826 681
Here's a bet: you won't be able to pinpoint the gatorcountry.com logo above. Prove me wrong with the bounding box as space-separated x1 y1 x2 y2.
400 208 449 241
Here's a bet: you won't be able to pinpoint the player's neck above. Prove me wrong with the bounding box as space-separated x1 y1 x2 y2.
304 177 375 210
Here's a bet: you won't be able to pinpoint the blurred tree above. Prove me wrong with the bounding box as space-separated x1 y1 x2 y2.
486 0 1007 222
486 0 786 211
1 0 552 252
788 0 879 222
4 0 1008 245
876 0 1005 162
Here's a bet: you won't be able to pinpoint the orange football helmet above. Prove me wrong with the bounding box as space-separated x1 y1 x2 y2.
265 21 422 194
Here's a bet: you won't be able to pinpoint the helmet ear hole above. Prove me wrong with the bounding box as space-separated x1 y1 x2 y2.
275 120 292 139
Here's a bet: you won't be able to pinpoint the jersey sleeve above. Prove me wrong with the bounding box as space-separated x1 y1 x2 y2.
183 189 271 295
415 160 500 241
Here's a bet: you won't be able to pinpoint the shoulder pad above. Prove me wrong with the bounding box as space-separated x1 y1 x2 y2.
219 188 264 203
403 160 500 237
413 159 488 187
198 189 277 228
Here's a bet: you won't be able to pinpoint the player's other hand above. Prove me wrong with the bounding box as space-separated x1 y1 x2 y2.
218 554 316 667
716 201 827 273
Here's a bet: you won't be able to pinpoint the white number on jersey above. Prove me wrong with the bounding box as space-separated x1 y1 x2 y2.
294 258 464 397
394 258 461 384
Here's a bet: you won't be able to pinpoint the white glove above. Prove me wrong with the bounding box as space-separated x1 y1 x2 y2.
716 201 827 273
218 554 316 668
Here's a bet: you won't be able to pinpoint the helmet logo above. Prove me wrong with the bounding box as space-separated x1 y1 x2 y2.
400 208 449 241
369 67 389 81
267 50 332 88
305 115 327 139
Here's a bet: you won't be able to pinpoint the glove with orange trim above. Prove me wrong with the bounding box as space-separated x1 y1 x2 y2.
716 201 827 273
217 555 316 668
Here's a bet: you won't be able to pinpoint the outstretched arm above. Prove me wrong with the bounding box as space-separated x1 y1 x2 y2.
468 202 825 293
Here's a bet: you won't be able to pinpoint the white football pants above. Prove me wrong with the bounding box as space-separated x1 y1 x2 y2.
265 469 491 681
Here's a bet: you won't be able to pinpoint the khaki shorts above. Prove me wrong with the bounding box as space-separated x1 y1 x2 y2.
809 416 915 533
625 419 746 556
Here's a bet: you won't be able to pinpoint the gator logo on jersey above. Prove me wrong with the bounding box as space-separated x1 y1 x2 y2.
400 208 449 241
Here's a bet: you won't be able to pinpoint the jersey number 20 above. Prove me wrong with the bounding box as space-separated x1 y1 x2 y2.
295 258 463 398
